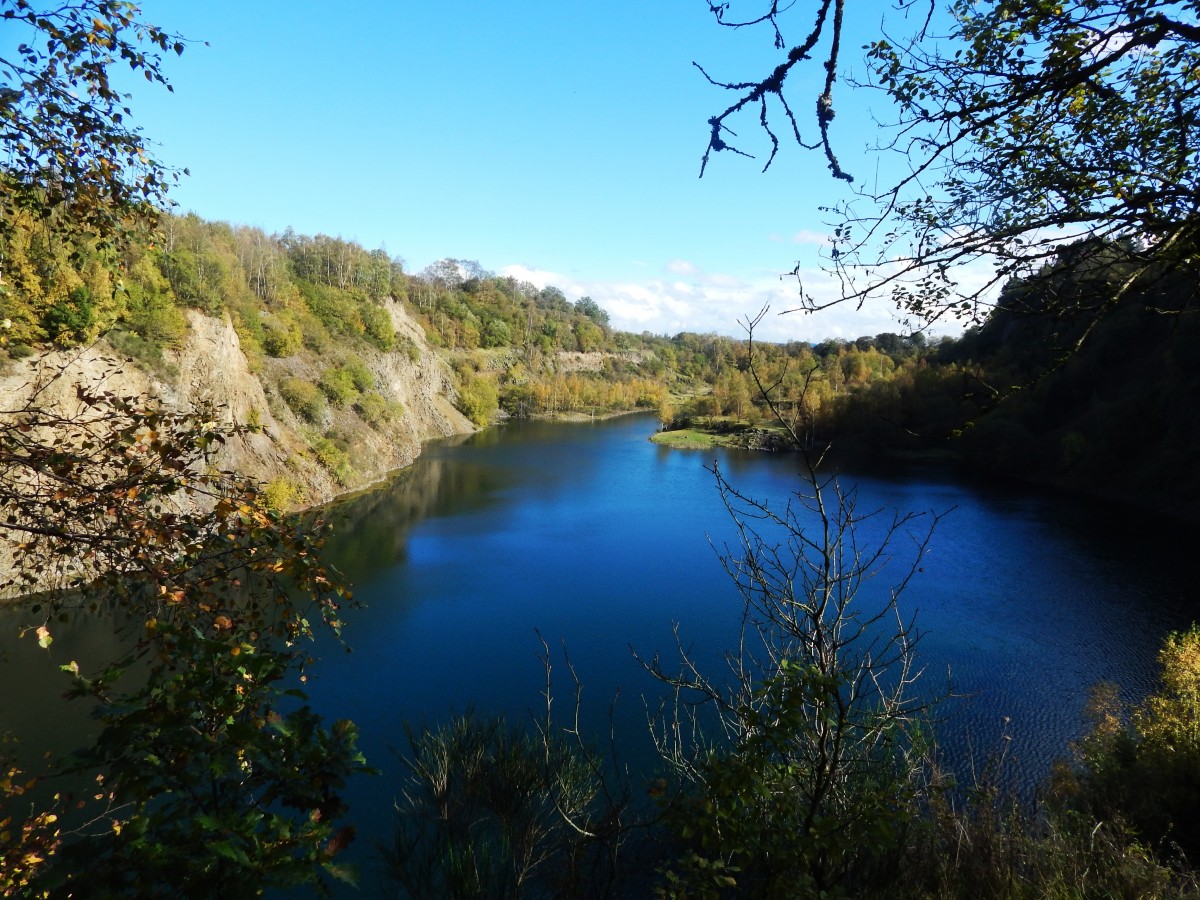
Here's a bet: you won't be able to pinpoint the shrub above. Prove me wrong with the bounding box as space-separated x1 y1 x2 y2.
1052 624 1200 868
262 314 303 357
311 436 353 486
318 368 359 408
361 302 394 350
297 308 331 353
299 281 362 337
105 328 180 381
342 355 374 392
384 713 604 899
355 392 401 427
262 477 304 512
122 280 186 348
397 334 421 363
455 373 498 427
43 287 96 346
230 304 265 372
280 378 326 424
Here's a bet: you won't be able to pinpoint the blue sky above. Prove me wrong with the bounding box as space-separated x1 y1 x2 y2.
116 0 952 342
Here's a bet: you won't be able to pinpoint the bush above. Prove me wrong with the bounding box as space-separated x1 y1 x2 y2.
262 477 304 512
262 314 303 357
122 281 186 348
280 378 327 424
355 391 401 427
397 334 421 363
311 436 353 486
455 373 498 427
318 368 359 408
384 713 604 899
43 287 96 346
361 302 394 350
1060 625 1200 860
297 308 331 353
230 304 265 372
342 355 375 392
105 328 180 381
299 281 362 337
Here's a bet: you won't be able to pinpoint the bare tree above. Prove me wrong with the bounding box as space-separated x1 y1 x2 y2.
641 308 944 894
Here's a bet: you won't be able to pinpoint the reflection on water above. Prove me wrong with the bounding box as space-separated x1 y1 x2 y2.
2 413 1198 894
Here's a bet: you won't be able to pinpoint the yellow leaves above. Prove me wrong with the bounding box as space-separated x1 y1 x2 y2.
1159 627 1200 699
1133 625 1200 752
162 589 185 604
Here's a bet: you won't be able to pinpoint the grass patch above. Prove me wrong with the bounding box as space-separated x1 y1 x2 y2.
650 428 724 449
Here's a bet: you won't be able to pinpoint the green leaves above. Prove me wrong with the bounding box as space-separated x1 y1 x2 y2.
1 1 187 253
2 375 365 895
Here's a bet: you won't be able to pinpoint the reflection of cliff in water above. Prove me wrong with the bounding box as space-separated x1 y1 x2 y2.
318 416 614 589
319 437 502 588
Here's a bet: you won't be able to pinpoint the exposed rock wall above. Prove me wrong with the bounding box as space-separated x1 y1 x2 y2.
1 304 474 545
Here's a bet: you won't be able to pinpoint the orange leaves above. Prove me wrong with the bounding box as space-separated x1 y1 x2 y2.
157 584 185 605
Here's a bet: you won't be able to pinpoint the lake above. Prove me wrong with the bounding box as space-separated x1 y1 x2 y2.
3 412 1198 893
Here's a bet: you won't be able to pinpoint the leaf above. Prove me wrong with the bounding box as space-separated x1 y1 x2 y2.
36 625 52 649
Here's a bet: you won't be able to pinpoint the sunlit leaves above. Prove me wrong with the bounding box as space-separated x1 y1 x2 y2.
0 742 60 899
1 374 364 893
0 0 188 250
702 1 1200 338
1061 624 1200 861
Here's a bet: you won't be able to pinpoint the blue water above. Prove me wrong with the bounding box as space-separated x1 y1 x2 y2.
3 412 1198 894
298 414 1199 892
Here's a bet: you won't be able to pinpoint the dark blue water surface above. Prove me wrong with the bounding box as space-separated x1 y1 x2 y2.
3 412 1198 893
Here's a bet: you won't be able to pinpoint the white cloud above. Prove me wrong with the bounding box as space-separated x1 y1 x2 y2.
498 264 564 289
498 258 967 343
665 259 698 275
789 228 832 246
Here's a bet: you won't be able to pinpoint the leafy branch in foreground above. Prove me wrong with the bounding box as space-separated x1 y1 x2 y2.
0 363 369 897
698 1 1200 347
0 0 191 249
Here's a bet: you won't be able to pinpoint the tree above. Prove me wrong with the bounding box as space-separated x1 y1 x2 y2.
0 0 188 250
574 296 610 330
0 370 368 895
643 312 941 896
697 1 1200 343
1056 624 1200 862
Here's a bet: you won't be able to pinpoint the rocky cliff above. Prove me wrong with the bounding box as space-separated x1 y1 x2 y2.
0 300 475 512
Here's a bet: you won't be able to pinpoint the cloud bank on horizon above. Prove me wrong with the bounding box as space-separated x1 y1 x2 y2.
498 259 946 344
